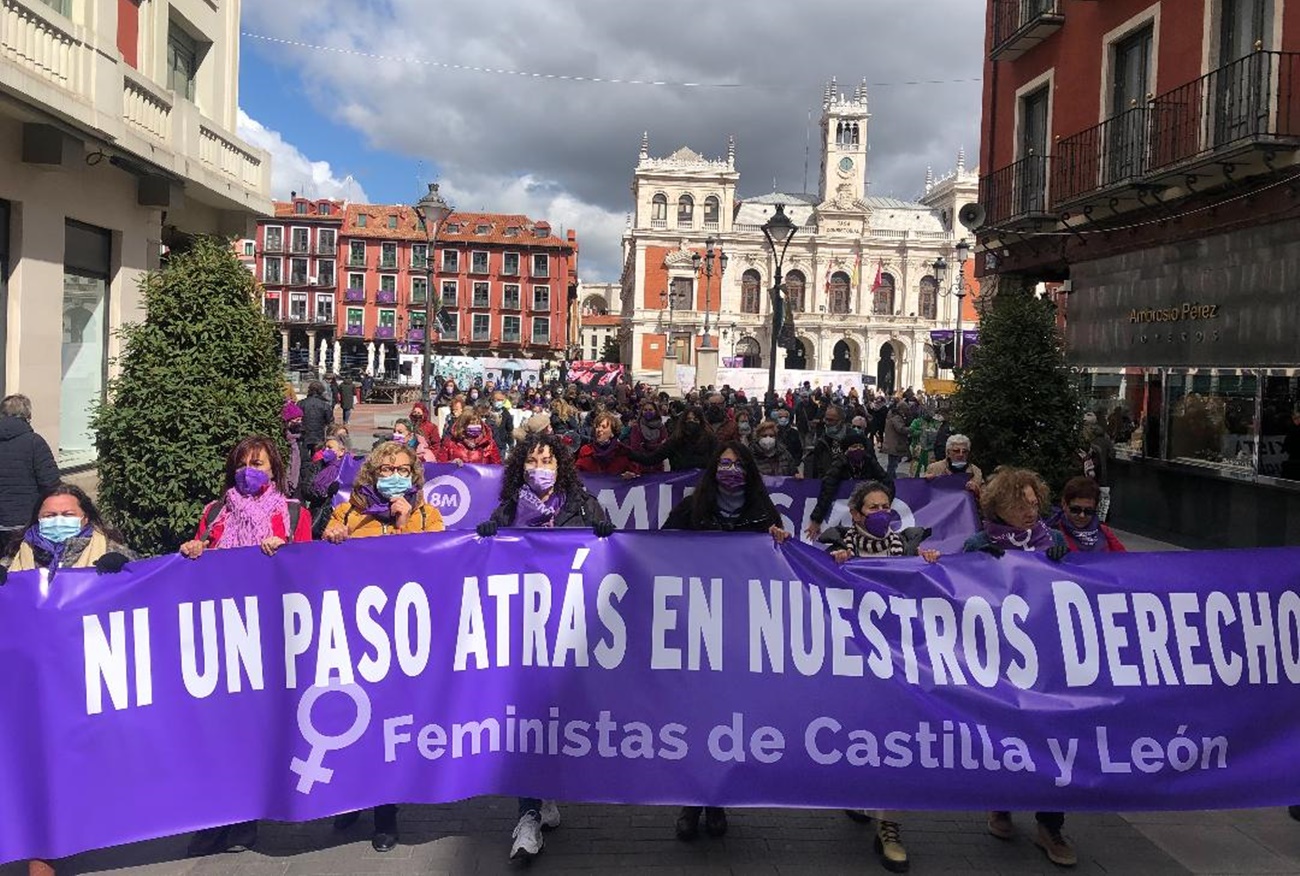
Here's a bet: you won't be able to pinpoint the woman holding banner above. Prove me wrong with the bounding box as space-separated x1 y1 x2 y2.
823 479 940 873
182 436 312 857
961 467 1075 868
475 432 615 861
323 440 444 851
0 484 133 580
662 441 791 842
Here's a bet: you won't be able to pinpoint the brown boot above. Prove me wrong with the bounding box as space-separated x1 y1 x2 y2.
1034 822 1078 867
987 810 1015 840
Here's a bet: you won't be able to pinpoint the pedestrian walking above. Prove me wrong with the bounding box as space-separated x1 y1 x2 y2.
882 403 910 479
339 374 356 425
299 381 333 455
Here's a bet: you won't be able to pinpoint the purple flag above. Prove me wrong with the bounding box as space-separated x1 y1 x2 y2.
2 534 1300 863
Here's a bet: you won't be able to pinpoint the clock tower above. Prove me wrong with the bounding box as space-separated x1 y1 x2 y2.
818 77 870 206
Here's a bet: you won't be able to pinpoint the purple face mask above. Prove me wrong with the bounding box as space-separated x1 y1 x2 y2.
715 467 747 493
234 466 270 497
320 449 339 464
863 510 893 538
466 424 483 438
846 448 868 466
526 467 557 494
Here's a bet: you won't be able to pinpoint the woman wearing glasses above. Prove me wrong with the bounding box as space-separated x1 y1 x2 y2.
322 440 444 852
1054 476 1126 553
661 441 791 842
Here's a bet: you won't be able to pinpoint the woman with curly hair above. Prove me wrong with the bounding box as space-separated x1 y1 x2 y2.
475 432 614 860
961 466 1074 868
662 440 790 842
438 409 502 465
323 440 443 852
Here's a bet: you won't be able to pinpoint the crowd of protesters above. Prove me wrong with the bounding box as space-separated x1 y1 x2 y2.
0 377 1143 874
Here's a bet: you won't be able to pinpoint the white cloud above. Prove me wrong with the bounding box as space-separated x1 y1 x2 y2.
237 109 369 203
439 172 626 282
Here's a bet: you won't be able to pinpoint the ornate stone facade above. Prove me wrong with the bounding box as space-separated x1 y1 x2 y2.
619 79 980 395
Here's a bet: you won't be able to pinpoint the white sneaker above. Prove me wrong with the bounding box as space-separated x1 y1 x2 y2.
539 799 562 830
510 814 544 860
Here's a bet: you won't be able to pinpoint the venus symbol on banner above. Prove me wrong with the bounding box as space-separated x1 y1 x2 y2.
290 680 373 794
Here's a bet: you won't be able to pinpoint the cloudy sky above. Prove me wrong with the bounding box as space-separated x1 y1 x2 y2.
237 0 985 280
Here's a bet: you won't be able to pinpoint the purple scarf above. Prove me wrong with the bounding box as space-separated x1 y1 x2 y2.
214 487 289 549
983 518 1056 552
23 523 90 569
351 484 421 520
311 454 344 497
1061 516 1106 551
515 487 566 528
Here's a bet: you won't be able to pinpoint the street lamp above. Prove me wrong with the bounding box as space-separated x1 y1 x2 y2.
659 287 677 357
414 182 453 407
690 236 728 347
726 321 738 356
953 239 970 370
760 204 799 407
932 254 949 369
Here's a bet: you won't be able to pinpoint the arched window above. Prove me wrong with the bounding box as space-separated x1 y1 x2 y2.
651 194 667 223
741 269 762 314
828 271 851 314
919 275 938 320
873 272 896 315
736 337 762 369
785 270 806 312
923 344 939 380
677 194 694 227
703 195 720 228
851 122 860 145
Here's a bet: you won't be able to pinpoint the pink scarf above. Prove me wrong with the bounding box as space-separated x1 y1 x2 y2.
214 486 289 549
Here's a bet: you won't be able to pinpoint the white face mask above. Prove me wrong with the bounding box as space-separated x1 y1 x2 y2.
758 436 777 451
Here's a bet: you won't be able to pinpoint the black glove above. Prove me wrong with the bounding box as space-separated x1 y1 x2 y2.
93 552 131 574
476 520 499 538
592 520 615 538
1046 544 1070 562
978 544 1005 559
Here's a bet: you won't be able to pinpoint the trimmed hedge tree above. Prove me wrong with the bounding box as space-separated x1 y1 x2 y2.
94 237 286 556
950 277 1084 491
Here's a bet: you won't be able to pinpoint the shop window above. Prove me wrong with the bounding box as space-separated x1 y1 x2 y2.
1165 371 1259 471
1262 373 1300 480
61 221 112 467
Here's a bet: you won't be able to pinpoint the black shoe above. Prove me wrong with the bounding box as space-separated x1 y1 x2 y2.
704 806 728 838
332 811 361 832
225 821 258 853
1290 805 1300 822
372 807 399 852
675 806 701 841
186 826 229 858
844 809 873 824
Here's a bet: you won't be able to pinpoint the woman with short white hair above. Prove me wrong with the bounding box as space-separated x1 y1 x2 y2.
924 433 984 495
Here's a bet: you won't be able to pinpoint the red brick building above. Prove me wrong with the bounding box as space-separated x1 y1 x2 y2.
976 0 1300 546
254 201 579 378
256 195 344 371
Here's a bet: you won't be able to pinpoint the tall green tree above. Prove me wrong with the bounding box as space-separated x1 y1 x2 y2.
94 237 286 556
599 336 621 364
950 277 1084 490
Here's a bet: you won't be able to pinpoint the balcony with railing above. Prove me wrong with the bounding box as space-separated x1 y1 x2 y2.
344 324 365 338
990 0 1064 62
376 325 396 340
376 289 398 305
317 242 336 256
1052 105 1150 207
288 272 308 287
1047 51 1300 209
1148 50 1300 176
346 252 368 268
379 258 398 271
263 239 284 254
343 287 366 303
979 154 1053 226
407 328 426 343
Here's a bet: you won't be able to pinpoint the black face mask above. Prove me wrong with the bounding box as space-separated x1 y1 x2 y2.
706 406 725 424
684 420 702 434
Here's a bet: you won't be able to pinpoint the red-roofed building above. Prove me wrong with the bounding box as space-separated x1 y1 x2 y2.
255 194 345 372
335 204 579 377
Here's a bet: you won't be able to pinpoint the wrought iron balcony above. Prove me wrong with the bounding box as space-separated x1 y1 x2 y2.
407 328 426 342
343 288 366 303
979 154 1053 226
379 258 398 270
376 326 396 340
344 324 365 337
346 254 368 268
263 239 284 254
376 289 398 305
990 0 1064 62
1148 50 1300 175
1051 105 1151 207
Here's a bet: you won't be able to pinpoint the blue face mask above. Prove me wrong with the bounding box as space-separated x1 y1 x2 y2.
376 475 413 499
39 515 85 544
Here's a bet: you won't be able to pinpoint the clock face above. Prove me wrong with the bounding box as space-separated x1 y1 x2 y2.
838 157 854 173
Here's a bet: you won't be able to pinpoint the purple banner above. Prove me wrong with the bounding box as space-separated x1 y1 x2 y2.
2 535 1300 864
336 462 979 552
